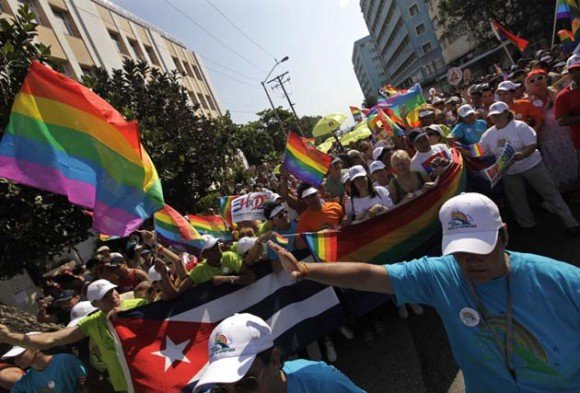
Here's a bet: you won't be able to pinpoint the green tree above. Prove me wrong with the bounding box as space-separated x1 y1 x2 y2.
0 5 91 277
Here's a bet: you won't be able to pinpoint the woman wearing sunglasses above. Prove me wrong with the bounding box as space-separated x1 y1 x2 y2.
193 314 364 393
525 69 578 191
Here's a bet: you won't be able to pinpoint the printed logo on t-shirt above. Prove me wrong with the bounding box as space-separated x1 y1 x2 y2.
459 307 480 327
421 151 447 174
448 211 477 230
515 113 523 119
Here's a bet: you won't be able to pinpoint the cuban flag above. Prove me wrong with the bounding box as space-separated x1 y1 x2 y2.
110 264 346 392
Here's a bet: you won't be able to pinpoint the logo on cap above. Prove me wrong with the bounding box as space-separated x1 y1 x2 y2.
448 211 476 230
211 334 234 356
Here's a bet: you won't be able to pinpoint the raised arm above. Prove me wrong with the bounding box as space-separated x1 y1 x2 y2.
267 242 393 294
0 325 87 351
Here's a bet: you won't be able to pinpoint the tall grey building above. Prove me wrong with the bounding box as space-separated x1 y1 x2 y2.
352 35 387 102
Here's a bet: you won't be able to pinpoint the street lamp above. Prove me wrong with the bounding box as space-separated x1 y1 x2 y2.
261 57 289 137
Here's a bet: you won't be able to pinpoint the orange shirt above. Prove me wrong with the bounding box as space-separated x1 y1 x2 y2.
297 201 344 233
509 100 544 126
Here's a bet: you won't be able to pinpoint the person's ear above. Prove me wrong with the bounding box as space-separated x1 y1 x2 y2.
499 224 509 246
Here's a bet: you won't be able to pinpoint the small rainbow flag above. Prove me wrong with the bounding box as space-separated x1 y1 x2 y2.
219 195 237 229
469 143 485 158
379 84 402 97
303 231 338 262
274 232 289 245
154 204 203 253
99 234 120 242
558 30 576 51
0 61 164 236
283 131 332 188
187 214 232 242
349 106 363 123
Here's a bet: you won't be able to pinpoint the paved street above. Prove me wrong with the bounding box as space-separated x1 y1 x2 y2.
332 197 580 393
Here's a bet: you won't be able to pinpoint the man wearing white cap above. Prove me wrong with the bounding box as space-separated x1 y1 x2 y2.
451 104 489 145
478 101 579 233
296 185 343 233
495 81 544 133
0 280 146 392
369 160 390 187
408 130 451 179
555 54 580 181
2 332 87 393
193 313 364 393
269 192 580 393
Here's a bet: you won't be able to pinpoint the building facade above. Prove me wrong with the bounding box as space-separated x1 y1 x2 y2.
0 0 222 117
352 35 387 101
359 0 446 88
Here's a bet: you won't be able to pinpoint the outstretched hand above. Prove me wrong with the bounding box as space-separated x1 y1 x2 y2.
267 241 303 280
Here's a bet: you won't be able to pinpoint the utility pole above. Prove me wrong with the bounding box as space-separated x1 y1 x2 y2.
261 81 287 138
267 72 304 136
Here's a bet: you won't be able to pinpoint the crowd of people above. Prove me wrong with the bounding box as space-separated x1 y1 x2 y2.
0 47 578 392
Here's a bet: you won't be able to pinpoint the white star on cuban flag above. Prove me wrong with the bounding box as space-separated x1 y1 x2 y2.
152 336 192 371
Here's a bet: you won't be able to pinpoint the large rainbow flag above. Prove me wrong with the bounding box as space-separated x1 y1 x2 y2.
187 214 233 242
154 204 203 253
556 0 580 20
283 131 332 188
373 83 426 128
336 149 466 263
219 195 236 229
368 108 405 139
0 61 164 236
303 231 338 262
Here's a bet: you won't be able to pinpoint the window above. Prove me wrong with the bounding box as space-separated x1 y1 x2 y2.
415 23 425 35
192 65 203 80
182 61 193 76
144 45 159 66
18 0 43 24
408 4 419 17
205 95 216 111
80 65 96 77
127 39 144 60
52 8 76 36
197 93 209 110
109 31 127 55
172 56 185 74
422 42 433 54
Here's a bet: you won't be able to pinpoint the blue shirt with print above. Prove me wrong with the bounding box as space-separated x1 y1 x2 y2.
284 359 365 392
452 119 488 145
386 251 580 393
267 220 298 261
11 353 87 393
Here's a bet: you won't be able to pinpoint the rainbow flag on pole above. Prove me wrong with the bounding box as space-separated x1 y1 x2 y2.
303 231 338 262
469 143 485 158
349 106 363 123
374 83 426 128
154 204 203 253
0 61 164 236
283 131 332 188
557 0 573 19
187 214 232 241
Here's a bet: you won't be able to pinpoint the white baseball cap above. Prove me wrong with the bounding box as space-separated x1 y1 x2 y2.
147 265 163 282
67 301 98 327
487 101 510 116
86 279 117 302
369 160 386 174
96 245 110 253
440 193 503 255
340 172 350 184
1 332 41 359
418 109 435 118
348 165 367 181
426 124 442 135
458 104 476 118
237 237 257 256
372 146 385 161
496 81 520 92
300 187 318 199
194 313 274 392
566 54 580 71
201 234 219 253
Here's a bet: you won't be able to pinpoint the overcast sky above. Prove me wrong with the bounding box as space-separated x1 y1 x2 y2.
112 0 369 125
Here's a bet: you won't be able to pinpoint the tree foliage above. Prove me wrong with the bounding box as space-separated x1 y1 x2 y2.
438 0 552 48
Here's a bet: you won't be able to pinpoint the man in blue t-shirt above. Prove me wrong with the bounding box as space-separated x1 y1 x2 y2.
193 313 364 393
452 104 489 145
2 332 86 393
269 192 580 393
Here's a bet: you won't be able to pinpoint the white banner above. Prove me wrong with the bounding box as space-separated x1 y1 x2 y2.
231 192 270 223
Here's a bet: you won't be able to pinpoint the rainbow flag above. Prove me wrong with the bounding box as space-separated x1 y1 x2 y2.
187 214 232 242
99 234 121 242
379 84 401 97
573 18 580 41
557 0 573 19
490 19 529 52
303 231 338 262
336 149 466 263
493 64 508 81
0 62 164 236
470 143 485 158
154 204 203 253
349 106 363 123
283 131 332 188
373 83 426 127
369 108 405 138
558 30 576 51
219 195 236 229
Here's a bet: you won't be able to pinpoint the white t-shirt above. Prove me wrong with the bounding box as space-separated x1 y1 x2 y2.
410 144 452 175
345 186 394 218
479 120 541 175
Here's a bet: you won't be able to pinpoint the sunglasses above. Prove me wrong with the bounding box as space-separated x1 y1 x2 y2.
529 75 545 83
210 376 259 393
274 210 288 220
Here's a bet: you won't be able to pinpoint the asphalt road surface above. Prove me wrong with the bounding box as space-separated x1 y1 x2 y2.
328 194 580 393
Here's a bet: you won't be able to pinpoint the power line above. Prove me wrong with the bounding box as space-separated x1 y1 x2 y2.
197 55 260 82
204 66 260 89
162 0 267 73
204 0 275 60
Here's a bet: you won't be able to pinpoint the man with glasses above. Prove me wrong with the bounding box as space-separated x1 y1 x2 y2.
193 313 364 393
495 81 544 133
261 202 305 266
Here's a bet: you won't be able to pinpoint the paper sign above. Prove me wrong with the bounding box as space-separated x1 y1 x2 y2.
447 67 463 86
231 192 270 223
485 143 516 188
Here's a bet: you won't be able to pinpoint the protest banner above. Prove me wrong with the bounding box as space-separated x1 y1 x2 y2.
484 143 516 188
231 192 270 222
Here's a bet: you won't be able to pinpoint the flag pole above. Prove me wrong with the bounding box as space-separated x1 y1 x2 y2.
501 41 516 66
490 19 516 66
552 0 559 46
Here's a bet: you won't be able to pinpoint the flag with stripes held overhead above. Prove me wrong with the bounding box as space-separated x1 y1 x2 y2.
283 131 332 188
187 214 233 242
303 231 338 262
349 106 363 123
112 264 346 392
218 195 236 229
490 19 529 52
154 204 204 253
556 0 580 20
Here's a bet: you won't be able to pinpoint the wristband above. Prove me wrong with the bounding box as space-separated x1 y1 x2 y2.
297 262 309 281
157 244 164 253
